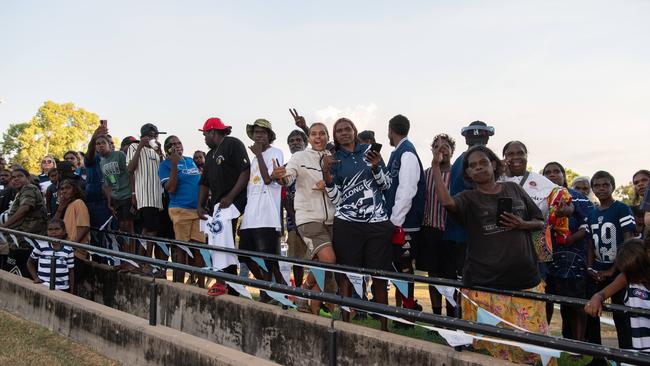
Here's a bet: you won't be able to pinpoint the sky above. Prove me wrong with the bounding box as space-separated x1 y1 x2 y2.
1 1 648 185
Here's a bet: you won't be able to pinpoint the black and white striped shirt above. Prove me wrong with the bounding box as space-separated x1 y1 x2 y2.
29 240 74 290
126 144 163 209
626 283 650 352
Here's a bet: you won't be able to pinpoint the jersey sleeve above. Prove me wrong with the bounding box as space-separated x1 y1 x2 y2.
125 144 137 164
232 139 251 173
158 160 171 187
618 203 636 233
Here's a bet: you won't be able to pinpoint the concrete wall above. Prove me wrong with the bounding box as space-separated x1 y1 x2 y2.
75 263 513 366
0 270 278 366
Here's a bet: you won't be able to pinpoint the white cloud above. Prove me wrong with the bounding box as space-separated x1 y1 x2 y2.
314 103 379 131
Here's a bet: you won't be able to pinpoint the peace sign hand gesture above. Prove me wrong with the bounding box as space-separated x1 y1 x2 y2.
289 108 308 134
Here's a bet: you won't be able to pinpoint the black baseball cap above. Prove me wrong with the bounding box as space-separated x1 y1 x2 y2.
140 123 166 136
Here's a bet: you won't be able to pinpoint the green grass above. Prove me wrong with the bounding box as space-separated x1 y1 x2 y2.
0 309 120 366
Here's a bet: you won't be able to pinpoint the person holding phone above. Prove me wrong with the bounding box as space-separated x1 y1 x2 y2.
430 144 546 364
159 135 206 285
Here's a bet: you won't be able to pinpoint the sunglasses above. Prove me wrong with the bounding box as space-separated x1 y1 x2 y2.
42 160 54 163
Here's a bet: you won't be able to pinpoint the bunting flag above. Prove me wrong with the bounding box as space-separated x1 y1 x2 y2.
9 234 19 246
99 216 113 230
89 251 139 268
433 285 458 307
156 241 170 257
346 273 364 298
199 248 212 268
310 267 325 291
278 260 292 286
137 238 148 250
225 281 252 299
107 234 120 251
391 279 409 298
251 257 269 272
23 237 37 249
476 307 501 326
265 291 296 308
177 244 194 258
460 292 529 332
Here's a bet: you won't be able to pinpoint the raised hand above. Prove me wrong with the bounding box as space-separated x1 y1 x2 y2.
248 143 263 157
169 147 181 164
289 108 308 132
271 159 286 180
321 155 340 184
431 145 444 167
365 150 381 170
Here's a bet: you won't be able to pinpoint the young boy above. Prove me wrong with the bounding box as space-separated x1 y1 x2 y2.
26 219 75 292
585 170 636 349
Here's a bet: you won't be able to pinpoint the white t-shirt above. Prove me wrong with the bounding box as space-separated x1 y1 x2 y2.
240 146 284 230
201 203 240 271
500 171 556 218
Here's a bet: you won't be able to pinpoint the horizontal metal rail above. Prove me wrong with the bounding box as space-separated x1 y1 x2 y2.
91 227 650 318
3 227 649 365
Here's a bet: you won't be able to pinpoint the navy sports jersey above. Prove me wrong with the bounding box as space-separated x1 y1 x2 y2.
326 143 391 223
584 201 635 269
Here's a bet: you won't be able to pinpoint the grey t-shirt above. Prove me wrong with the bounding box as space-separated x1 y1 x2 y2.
452 181 542 290
99 151 131 201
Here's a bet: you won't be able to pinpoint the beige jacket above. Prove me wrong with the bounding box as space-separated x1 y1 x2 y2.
284 148 334 226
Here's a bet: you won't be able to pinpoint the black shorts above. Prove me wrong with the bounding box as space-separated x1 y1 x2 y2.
239 228 279 255
415 227 458 279
332 218 393 271
393 231 418 273
546 276 587 299
139 207 160 231
113 198 135 221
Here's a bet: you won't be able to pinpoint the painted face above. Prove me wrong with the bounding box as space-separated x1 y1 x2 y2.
543 164 565 186
592 177 614 202
288 135 307 154
309 125 329 151
465 150 495 184
334 121 355 146
504 143 527 176
632 173 650 197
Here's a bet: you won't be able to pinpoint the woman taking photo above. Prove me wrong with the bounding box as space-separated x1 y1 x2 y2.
272 122 336 314
159 135 206 286
430 145 547 364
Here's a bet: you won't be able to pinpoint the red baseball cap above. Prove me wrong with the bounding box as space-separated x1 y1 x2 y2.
199 117 231 132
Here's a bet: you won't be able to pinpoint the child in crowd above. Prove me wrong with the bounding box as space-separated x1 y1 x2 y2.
585 239 650 352
585 170 636 349
26 219 75 293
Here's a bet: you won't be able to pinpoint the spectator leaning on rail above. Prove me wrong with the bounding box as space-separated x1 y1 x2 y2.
430 144 548 364
0 168 48 277
322 117 393 331
383 114 426 315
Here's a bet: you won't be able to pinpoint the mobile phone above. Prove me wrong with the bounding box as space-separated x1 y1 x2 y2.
496 197 513 226
370 142 383 153
100 119 108 128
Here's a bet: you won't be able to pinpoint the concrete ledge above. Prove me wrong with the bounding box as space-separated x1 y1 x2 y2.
0 270 278 366
75 263 515 366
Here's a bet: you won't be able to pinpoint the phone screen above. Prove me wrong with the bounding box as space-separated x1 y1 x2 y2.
370 142 383 153
496 197 513 226
100 119 108 128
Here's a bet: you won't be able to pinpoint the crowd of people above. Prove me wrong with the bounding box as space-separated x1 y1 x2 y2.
0 110 649 363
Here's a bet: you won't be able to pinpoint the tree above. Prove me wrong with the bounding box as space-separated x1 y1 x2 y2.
11 101 99 173
0 122 28 159
614 182 635 206
565 168 580 187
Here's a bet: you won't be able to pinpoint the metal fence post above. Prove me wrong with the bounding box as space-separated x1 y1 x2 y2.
328 318 337 366
49 254 56 290
149 277 157 326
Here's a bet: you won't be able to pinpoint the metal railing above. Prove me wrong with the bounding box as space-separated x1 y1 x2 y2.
2 227 649 365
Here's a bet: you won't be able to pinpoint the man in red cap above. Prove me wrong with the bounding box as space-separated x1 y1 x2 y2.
198 117 250 292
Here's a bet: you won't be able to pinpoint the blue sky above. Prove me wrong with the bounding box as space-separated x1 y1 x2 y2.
1 1 648 184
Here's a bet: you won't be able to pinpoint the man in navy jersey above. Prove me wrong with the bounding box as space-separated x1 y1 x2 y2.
585 170 635 349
